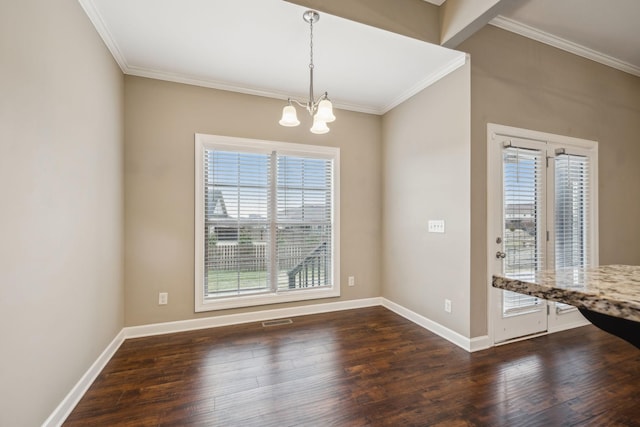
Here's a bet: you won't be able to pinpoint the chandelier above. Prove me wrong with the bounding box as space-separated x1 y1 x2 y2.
279 10 336 134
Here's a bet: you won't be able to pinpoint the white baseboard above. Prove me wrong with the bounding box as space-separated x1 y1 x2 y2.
381 298 489 352
46 296 491 425
469 335 492 352
42 330 126 427
124 297 383 338
126 297 492 352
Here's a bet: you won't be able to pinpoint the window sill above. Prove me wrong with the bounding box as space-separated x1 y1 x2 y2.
195 286 340 312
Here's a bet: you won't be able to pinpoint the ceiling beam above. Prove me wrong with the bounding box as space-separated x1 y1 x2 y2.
284 0 440 44
284 0 519 51
439 0 515 48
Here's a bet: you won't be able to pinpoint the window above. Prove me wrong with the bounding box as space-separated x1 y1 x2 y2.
195 134 340 311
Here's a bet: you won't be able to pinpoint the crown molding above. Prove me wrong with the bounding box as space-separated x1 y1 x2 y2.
78 0 385 115
79 0 464 116
381 53 467 114
125 65 382 115
126 56 468 116
78 0 129 72
490 16 640 78
77 0 379 113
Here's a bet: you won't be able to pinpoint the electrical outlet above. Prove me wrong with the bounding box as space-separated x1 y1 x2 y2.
428 220 445 233
159 292 168 305
348 276 355 287
444 299 452 313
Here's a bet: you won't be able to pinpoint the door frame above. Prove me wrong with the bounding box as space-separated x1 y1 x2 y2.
487 123 599 346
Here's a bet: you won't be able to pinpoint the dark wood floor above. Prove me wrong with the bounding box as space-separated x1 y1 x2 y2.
64 306 640 426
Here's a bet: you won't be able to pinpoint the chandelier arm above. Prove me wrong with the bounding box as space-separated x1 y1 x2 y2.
313 91 329 105
289 98 308 109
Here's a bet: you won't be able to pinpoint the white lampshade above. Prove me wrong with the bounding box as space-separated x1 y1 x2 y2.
310 115 330 134
316 99 336 123
279 105 300 127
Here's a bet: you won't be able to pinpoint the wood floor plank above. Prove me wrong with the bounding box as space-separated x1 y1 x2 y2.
64 306 640 426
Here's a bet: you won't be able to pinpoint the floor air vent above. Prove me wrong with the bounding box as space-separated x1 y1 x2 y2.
262 319 293 327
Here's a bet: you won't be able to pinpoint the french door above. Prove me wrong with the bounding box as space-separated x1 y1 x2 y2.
488 124 598 343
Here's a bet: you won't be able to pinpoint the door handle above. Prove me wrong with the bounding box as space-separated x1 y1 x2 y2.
496 251 506 259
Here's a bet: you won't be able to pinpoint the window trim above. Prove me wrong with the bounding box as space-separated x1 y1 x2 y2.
194 133 340 312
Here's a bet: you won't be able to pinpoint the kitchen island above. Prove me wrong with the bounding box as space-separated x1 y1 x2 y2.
493 265 640 348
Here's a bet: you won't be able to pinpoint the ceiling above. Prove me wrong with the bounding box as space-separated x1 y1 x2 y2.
80 0 464 115
80 0 640 117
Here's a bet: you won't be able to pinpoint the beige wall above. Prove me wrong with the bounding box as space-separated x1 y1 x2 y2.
459 26 640 337
0 0 124 425
382 62 472 337
124 76 382 326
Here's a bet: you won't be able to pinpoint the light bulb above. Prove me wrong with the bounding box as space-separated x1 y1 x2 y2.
316 99 335 123
310 115 330 134
279 105 300 127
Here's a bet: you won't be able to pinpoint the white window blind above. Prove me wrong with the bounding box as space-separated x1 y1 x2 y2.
195 134 339 311
502 146 545 315
204 150 271 296
555 152 590 268
276 155 333 290
554 151 591 313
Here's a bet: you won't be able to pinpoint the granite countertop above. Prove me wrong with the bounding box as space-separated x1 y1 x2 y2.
492 265 640 322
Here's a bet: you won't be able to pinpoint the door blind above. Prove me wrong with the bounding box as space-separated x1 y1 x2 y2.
502 146 545 315
554 152 591 312
555 152 590 268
